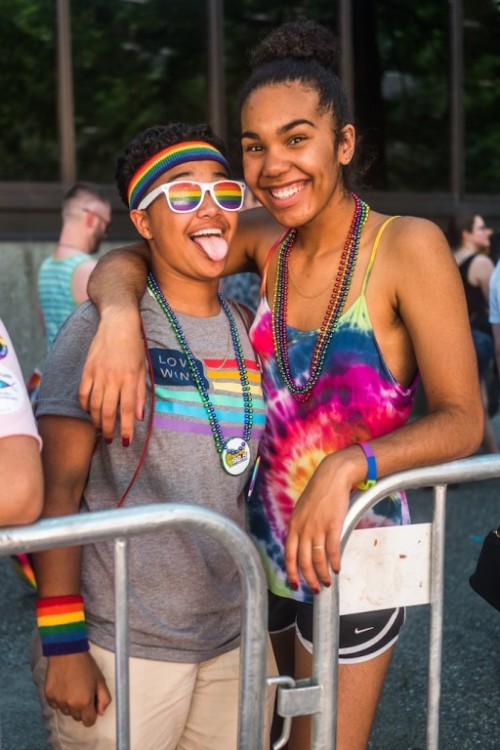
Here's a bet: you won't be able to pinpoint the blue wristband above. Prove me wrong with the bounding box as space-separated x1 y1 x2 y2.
356 442 377 490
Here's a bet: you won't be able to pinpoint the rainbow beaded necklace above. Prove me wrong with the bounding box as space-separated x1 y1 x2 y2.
147 272 254 473
272 193 370 403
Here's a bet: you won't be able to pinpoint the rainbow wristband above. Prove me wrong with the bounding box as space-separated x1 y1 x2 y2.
36 595 90 657
356 442 377 490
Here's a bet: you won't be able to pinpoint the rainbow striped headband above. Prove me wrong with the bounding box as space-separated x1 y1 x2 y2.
127 141 230 209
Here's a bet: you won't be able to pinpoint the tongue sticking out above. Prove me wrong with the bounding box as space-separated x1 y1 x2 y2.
193 234 228 262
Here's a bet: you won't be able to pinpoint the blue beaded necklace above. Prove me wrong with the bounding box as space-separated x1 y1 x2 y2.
147 272 254 475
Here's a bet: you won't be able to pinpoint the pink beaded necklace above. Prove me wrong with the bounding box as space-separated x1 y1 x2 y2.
272 193 370 403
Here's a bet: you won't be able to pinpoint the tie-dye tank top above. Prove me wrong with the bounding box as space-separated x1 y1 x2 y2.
247 217 418 603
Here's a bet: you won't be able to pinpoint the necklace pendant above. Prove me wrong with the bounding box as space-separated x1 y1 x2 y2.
221 438 251 476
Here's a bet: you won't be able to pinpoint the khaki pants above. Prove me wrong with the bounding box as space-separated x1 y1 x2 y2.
32 635 276 750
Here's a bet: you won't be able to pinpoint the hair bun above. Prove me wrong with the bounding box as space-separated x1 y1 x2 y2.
251 19 337 71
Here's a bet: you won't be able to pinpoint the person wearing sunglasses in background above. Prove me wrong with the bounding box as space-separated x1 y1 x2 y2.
31 123 276 750
38 182 112 353
11 183 113 592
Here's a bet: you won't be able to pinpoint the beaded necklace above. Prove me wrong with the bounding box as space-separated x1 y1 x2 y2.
272 193 370 403
147 272 254 475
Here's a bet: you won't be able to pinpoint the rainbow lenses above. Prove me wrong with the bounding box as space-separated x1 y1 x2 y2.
166 181 245 213
138 180 246 213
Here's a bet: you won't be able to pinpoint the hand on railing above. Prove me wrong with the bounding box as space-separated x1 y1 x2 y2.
285 453 355 591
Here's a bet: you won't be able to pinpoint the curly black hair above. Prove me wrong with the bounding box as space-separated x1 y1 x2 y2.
115 123 228 207
239 20 366 192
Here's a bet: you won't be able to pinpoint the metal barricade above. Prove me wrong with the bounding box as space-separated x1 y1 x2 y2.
0 504 269 750
272 454 500 750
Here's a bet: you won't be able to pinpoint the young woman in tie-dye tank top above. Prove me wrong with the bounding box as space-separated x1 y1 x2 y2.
83 19 482 750
247 217 417 606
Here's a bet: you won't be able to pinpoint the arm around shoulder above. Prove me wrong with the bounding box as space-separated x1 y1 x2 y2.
87 241 150 311
80 242 150 442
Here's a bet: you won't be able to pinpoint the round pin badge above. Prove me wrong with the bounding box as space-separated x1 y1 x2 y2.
221 438 251 476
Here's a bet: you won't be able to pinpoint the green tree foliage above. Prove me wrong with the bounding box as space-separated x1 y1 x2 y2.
361 0 450 191
0 0 499 193
0 0 57 179
68 0 207 184
360 0 500 193
0 0 207 182
223 0 337 171
463 0 500 192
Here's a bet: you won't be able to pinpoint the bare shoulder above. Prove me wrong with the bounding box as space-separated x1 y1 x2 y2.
364 213 466 323
383 214 448 253
74 257 98 280
470 252 495 273
374 214 455 277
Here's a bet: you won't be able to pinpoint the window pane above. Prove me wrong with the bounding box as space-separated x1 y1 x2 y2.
354 0 450 191
0 1 58 180
72 0 206 183
463 0 500 194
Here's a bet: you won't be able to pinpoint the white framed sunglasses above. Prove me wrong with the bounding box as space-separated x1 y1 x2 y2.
138 180 246 213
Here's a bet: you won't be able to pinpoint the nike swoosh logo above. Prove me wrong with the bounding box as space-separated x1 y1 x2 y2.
354 626 375 634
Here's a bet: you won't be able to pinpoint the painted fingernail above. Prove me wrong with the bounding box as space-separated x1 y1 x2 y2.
312 587 321 595
290 581 299 591
323 580 331 588
105 438 113 445
122 437 130 448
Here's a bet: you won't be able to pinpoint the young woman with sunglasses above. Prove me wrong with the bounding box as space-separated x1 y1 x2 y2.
31 122 276 750
80 21 482 749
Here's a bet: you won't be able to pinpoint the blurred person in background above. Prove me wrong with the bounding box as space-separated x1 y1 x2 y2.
38 182 112 352
448 212 498 453
18 182 111 585
488 228 500 392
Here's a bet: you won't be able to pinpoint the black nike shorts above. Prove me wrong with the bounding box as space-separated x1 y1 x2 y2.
268 590 406 664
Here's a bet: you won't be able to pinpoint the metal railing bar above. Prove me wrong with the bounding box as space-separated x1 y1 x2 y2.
342 455 500 547
0 503 252 555
114 537 130 750
427 486 446 750
312 576 339 749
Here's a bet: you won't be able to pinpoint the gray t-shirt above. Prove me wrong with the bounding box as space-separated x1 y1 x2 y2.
36 291 266 662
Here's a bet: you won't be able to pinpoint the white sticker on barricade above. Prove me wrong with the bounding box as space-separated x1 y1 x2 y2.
339 523 432 615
